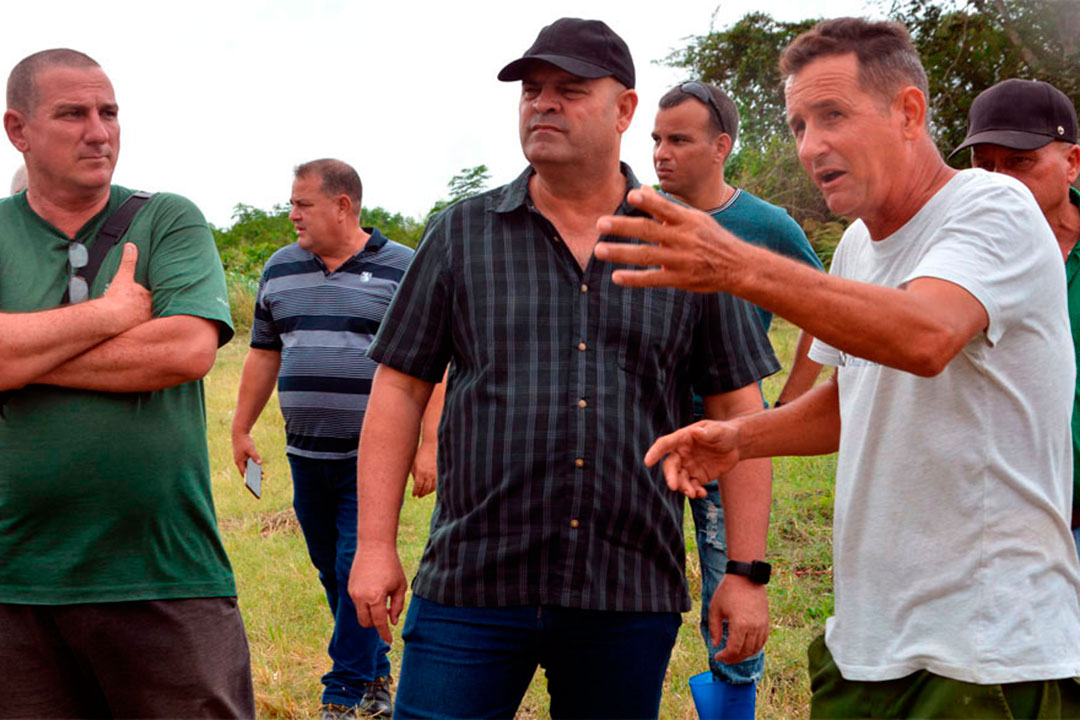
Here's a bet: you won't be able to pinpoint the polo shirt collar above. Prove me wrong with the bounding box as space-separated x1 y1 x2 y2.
362 226 389 252
307 227 390 273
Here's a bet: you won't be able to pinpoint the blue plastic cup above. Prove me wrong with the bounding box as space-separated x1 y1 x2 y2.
688 671 756 720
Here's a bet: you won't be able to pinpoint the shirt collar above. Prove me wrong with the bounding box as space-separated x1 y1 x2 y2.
362 226 389 252
494 162 643 216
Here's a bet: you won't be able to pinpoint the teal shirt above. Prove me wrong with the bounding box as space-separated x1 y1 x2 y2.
708 188 824 332
1066 186 1080 511
682 188 821 418
0 186 236 603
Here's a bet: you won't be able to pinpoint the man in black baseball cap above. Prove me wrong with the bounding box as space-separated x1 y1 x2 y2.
349 15 778 720
954 78 1080 562
497 17 635 89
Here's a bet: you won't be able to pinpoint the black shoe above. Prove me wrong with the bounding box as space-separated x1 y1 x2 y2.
320 703 360 720
358 675 393 717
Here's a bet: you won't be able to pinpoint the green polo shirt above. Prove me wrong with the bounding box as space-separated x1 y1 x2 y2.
1066 186 1080 513
0 186 236 604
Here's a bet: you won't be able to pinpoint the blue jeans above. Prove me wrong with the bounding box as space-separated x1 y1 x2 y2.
288 454 391 706
394 596 681 719
690 480 764 685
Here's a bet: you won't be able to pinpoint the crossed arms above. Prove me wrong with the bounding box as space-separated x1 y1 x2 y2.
0 243 219 393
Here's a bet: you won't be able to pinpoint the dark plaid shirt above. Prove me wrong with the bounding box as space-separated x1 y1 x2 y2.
368 164 779 612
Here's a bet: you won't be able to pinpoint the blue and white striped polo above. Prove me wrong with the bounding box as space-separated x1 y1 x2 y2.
251 229 413 459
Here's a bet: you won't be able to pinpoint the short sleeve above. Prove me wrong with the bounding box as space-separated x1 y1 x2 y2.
808 230 853 367
366 213 454 383
901 179 1055 346
139 194 235 346
776 216 825 271
250 265 282 351
691 290 780 395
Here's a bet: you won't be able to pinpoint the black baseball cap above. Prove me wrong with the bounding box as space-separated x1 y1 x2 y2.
498 18 635 89
950 78 1078 158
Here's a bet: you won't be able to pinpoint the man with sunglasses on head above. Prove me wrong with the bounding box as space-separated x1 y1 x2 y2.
348 18 778 719
653 80 824 711
0 49 252 718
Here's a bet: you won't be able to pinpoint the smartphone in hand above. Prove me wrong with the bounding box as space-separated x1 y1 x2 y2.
244 458 262 499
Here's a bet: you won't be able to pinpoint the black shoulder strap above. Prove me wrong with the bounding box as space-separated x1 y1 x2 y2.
61 190 156 305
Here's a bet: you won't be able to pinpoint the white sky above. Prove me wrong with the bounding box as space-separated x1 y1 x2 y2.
1 0 881 229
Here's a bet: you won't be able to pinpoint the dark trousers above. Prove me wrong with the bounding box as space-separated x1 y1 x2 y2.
393 595 681 720
809 633 1080 719
0 597 254 719
288 454 391 705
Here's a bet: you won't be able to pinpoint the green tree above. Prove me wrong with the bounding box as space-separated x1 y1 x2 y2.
427 164 492 219
214 202 427 278
666 1 1080 260
212 203 294 277
360 206 424 249
889 0 1080 161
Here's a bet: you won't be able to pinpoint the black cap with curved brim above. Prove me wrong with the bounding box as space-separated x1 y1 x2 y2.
498 17 635 89
950 78 1078 158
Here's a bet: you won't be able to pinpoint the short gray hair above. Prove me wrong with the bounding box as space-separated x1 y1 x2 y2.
7 49 101 114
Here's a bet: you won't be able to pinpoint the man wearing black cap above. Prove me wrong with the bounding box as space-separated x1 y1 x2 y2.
953 79 1080 562
347 17 778 719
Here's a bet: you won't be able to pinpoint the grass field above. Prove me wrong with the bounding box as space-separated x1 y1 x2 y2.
204 316 837 719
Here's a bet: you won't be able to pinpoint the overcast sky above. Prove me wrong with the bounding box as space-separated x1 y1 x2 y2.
2 0 881 229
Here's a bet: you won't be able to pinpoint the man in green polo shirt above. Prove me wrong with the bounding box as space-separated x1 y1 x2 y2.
952 78 1080 561
0 49 253 717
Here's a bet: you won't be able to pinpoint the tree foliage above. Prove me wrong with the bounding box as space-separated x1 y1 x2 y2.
427 164 491 219
360 206 424 249
665 0 1080 260
891 0 1080 160
213 202 426 279
212 203 294 277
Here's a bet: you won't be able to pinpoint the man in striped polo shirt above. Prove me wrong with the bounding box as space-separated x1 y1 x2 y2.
231 159 417 719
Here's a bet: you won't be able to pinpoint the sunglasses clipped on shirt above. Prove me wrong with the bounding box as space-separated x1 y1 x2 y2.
67 241 89 303
678 81 729 137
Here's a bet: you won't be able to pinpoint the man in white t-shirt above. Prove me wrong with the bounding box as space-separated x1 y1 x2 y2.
595 16 1080 719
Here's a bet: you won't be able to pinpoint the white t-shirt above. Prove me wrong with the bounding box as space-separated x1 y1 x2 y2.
810 169 1080 684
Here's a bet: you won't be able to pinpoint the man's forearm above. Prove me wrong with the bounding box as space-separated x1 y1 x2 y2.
36 315 220 392
729 247 981 376
738 374 841 460
357 365 436 546
775 329 824 404
0 301 139 390
704 384 773 561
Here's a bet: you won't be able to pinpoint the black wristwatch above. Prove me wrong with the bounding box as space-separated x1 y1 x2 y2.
725 560 772 585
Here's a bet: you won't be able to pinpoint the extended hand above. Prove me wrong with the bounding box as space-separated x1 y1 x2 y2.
644 420 742 498
410 441 437 498
710 575 770 664
101 243 152 331
349 543 407 645
594 186 746 293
